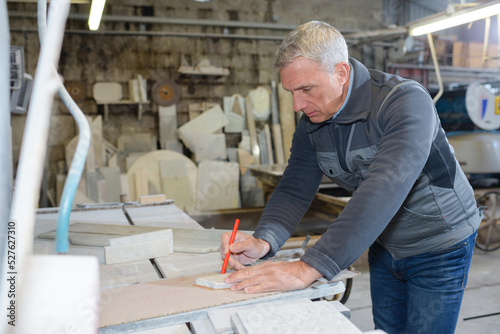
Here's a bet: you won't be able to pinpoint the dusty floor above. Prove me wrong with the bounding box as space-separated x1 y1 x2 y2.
345 247 500 333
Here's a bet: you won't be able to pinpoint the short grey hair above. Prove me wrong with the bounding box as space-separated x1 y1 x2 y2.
274 20 349 73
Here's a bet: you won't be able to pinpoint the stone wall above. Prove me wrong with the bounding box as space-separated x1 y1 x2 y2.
8 0 384 207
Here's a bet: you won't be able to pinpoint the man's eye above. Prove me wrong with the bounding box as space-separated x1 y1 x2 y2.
303 87 311 92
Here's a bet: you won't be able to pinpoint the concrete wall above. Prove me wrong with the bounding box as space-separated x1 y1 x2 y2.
8 0 384 207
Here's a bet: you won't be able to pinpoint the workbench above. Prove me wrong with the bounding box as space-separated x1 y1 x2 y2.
248 164 351 218
32 200 361 333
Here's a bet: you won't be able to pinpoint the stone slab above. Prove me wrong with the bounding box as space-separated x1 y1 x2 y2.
100 166 122 202
195 273 234 289
223 94 246 133
105 229 173 265
196 160 240 211
127 150 198 202
208 298 311 334
178 104 228 151
232 299 362 334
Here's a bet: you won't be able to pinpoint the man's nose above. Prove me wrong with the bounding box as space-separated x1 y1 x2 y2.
293 96 307 113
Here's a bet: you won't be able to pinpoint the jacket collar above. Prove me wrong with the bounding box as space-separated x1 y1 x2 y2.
306 57 372 132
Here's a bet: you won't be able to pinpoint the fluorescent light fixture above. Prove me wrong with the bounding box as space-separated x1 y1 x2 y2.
88 0 106 31
409 1 500 36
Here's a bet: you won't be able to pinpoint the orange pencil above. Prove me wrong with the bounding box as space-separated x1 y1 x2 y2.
221 219 240 274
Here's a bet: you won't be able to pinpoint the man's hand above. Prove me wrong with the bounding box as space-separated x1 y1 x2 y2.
219 232 270 270
224 260 323 294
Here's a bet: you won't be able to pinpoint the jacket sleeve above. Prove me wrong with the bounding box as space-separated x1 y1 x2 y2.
301 83 438 280
252 116 324 258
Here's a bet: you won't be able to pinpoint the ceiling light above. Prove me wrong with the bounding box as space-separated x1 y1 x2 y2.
88 0 106 31
409 1 500 36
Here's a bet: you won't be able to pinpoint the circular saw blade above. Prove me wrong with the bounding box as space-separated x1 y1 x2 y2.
151 80 181 106
65 81 87 102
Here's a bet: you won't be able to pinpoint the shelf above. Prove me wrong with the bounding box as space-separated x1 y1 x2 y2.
95 100 150 120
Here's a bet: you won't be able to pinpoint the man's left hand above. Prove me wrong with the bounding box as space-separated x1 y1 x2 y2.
224 260 323 294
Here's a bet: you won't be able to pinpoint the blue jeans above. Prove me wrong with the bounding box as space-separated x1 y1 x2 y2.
369 232 477 334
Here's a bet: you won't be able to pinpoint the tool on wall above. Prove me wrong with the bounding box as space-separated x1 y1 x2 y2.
151 79 181 106
65 81 87 102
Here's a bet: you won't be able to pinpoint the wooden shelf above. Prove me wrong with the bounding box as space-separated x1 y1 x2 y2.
95 100 150 120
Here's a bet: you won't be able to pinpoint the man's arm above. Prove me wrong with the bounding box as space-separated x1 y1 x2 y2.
302 83 437 279
252 116 324 257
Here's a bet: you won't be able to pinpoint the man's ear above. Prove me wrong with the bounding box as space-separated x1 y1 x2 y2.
335 62 350 85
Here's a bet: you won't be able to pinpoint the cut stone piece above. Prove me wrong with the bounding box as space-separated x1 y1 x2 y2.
195 273 234 289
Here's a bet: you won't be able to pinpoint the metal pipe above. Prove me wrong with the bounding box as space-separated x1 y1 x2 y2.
37 0 92 254
10 11 407 42
9 11 299 30
0 0 13 332
482 16 491 65
10 27 287 40
9 0 70 282
427 33 443 103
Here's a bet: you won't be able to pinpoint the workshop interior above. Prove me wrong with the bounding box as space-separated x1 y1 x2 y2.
2 0 500 333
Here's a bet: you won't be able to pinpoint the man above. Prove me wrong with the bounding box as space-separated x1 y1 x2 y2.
220 20 481 333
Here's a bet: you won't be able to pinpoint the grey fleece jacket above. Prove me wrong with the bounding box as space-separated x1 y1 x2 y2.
252 58 481 280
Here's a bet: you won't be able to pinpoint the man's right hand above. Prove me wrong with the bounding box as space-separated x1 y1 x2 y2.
219 232 271 270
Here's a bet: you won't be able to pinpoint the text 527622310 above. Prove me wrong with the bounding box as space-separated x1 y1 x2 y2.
6 221 16 326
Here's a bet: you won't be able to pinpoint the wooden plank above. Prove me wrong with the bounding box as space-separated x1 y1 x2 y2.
245 96 260 165
452 41 466 67
278 83 295 162
271 124 285 165
263 124 274 164
270 81 285 165
139 194 167 204
135 170 150 198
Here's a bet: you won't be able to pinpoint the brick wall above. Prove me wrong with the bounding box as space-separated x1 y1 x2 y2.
7 0 384 207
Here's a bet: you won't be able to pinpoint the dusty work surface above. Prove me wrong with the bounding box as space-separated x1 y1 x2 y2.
99 271 279 328
99 269 358 329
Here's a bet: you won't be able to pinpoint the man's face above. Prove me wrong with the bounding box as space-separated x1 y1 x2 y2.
280 56 349 123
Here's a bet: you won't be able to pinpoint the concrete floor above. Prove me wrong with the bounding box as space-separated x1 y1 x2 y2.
345 247 500 333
